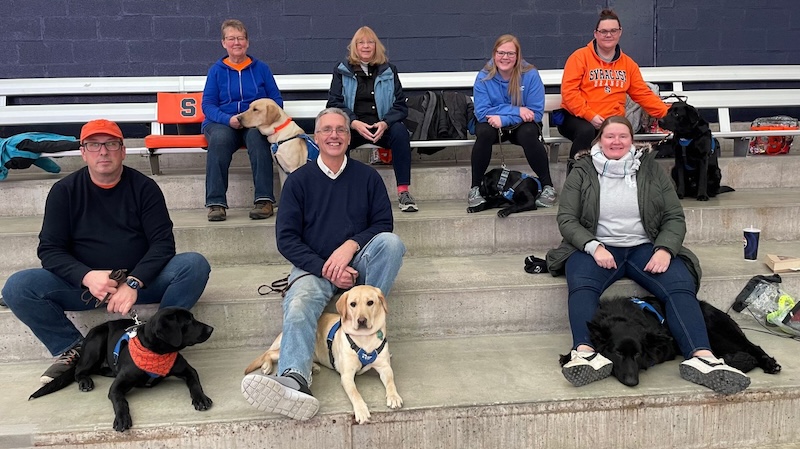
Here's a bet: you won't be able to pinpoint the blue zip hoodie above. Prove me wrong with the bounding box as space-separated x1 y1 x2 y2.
473 61 545 127
201 55 283 131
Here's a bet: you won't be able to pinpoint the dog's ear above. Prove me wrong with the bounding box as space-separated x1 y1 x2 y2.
336 291 350 320
153 313 184 347
375 288 388 314
264 101 283 127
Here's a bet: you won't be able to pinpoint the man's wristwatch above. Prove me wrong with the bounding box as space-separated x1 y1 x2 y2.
125 277 141 290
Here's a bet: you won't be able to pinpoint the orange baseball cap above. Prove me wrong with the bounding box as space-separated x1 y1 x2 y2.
80 119 124 141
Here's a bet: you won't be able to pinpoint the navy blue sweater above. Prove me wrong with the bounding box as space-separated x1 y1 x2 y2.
38 166 176 288
276 159 393 276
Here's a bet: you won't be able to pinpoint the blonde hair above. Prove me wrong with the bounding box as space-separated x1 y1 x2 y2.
481 34 533 106
221 19 248 40
347 26 388 65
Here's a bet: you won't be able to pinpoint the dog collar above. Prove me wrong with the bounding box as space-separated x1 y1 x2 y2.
630 298 665 325
273 117 294 133
113 331 178 379
326 320 388 369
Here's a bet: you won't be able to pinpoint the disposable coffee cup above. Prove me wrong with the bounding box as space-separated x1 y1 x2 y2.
743 227 760 261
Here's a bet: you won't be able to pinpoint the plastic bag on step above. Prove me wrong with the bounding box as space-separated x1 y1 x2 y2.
733 274 800 336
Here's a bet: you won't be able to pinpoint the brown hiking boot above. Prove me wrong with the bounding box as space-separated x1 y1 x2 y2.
249 201 274 219
207 205 226 222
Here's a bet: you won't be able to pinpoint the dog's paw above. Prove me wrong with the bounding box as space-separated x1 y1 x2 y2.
497 209 510 218
353 402 371 424
762 356 782 374
192 394 213 411
386 393 403 409
311 363 321 374
78 378 94 392
697 195 709 201
113 413 133 432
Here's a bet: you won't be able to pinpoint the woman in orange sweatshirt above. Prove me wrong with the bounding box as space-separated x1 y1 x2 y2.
557 9 668 163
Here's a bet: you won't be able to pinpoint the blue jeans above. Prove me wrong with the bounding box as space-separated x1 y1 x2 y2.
348 121 412 187
1 252 211 356
565 243 710 359
204 122 274 207
277 233 406 385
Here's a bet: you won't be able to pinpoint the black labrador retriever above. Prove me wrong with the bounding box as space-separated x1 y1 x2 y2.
658 100 733 201
29 307 214 432
467 167 542 217
559 296 781 387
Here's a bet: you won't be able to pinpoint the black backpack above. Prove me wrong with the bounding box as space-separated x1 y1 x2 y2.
405 91 475 155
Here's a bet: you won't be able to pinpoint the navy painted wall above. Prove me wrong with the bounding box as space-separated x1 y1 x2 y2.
0 0 797 80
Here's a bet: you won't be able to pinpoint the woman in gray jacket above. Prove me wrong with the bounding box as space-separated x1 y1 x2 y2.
546 116 749 395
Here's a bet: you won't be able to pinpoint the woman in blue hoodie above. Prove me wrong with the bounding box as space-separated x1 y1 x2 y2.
468 35 556 210
202 19 283 222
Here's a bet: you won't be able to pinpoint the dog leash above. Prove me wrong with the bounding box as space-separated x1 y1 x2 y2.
258 273 314 298
81 269 128 308
497 128 507 168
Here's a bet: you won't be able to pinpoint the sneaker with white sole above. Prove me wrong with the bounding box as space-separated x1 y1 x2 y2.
679 355 750 395
241 373 320 420
467 186 486 208
41 343 81 384
535 185 558 208
562 349 612 387
398 191 418 212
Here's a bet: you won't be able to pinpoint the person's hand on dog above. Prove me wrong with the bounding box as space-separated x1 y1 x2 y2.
487 115 502 128
83 270 119 304
519 107 535 122
593 246 617 270
590 114 605 129
106 286 137 315
644 248 672 274
228 116 242 129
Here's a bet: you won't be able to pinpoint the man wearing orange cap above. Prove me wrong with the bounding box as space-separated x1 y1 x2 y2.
1 119 211 384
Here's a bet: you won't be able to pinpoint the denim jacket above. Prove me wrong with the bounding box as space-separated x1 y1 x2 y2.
327 61 408 127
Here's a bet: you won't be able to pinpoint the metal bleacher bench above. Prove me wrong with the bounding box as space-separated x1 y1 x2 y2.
1 65 799 175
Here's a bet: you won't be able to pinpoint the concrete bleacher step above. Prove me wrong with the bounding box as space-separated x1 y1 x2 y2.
2 188 800 276
5 152 800 217
1 329 799 449
4 241 800 363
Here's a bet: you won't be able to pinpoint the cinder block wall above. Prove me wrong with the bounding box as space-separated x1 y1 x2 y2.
0 0 795 79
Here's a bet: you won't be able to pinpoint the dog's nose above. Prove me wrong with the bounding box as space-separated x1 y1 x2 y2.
357 318 368 328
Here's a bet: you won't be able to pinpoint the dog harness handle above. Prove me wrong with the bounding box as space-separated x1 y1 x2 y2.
630 297 666 325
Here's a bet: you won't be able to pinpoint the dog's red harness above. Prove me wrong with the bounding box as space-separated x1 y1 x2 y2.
114 331 177 378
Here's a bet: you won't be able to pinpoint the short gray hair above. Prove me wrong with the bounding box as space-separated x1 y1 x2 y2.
315 108 351 132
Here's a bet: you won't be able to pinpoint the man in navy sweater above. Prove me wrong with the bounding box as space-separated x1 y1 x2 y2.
2 119 211 384
241 108 406 420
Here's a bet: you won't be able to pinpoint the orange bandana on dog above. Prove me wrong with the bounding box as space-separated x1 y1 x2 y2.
128 335 178 377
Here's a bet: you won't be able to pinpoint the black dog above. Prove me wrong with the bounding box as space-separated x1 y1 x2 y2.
29 307 214 432
658 100 733 201
467 167 542 217
559 297 781 387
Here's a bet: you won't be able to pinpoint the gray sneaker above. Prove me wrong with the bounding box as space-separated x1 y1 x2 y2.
398 191 418 212
241 373 320 420
536 185 557 208
468 186 486 208
41 343 81 384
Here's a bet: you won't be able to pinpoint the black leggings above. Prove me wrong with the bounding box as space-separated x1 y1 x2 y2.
470 121 553 187
556 111 598 159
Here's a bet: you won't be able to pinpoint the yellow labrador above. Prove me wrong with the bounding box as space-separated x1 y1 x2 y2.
244 285 402 424
236 98 311 185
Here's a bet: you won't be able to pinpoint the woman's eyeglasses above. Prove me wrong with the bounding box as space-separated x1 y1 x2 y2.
495 51 517 58
595 28 621 36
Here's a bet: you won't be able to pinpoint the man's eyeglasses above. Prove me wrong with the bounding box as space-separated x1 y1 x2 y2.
317 126 350 136
224 36 247 43
495 51 517 58
595 28 621 36
82 141 123 152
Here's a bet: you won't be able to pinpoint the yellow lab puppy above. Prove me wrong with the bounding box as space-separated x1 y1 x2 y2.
244 285 402 424
236 98 311 185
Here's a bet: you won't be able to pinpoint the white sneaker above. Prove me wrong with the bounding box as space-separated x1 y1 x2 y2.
561 349 612 387
679 355 750 395
241 373 320 420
